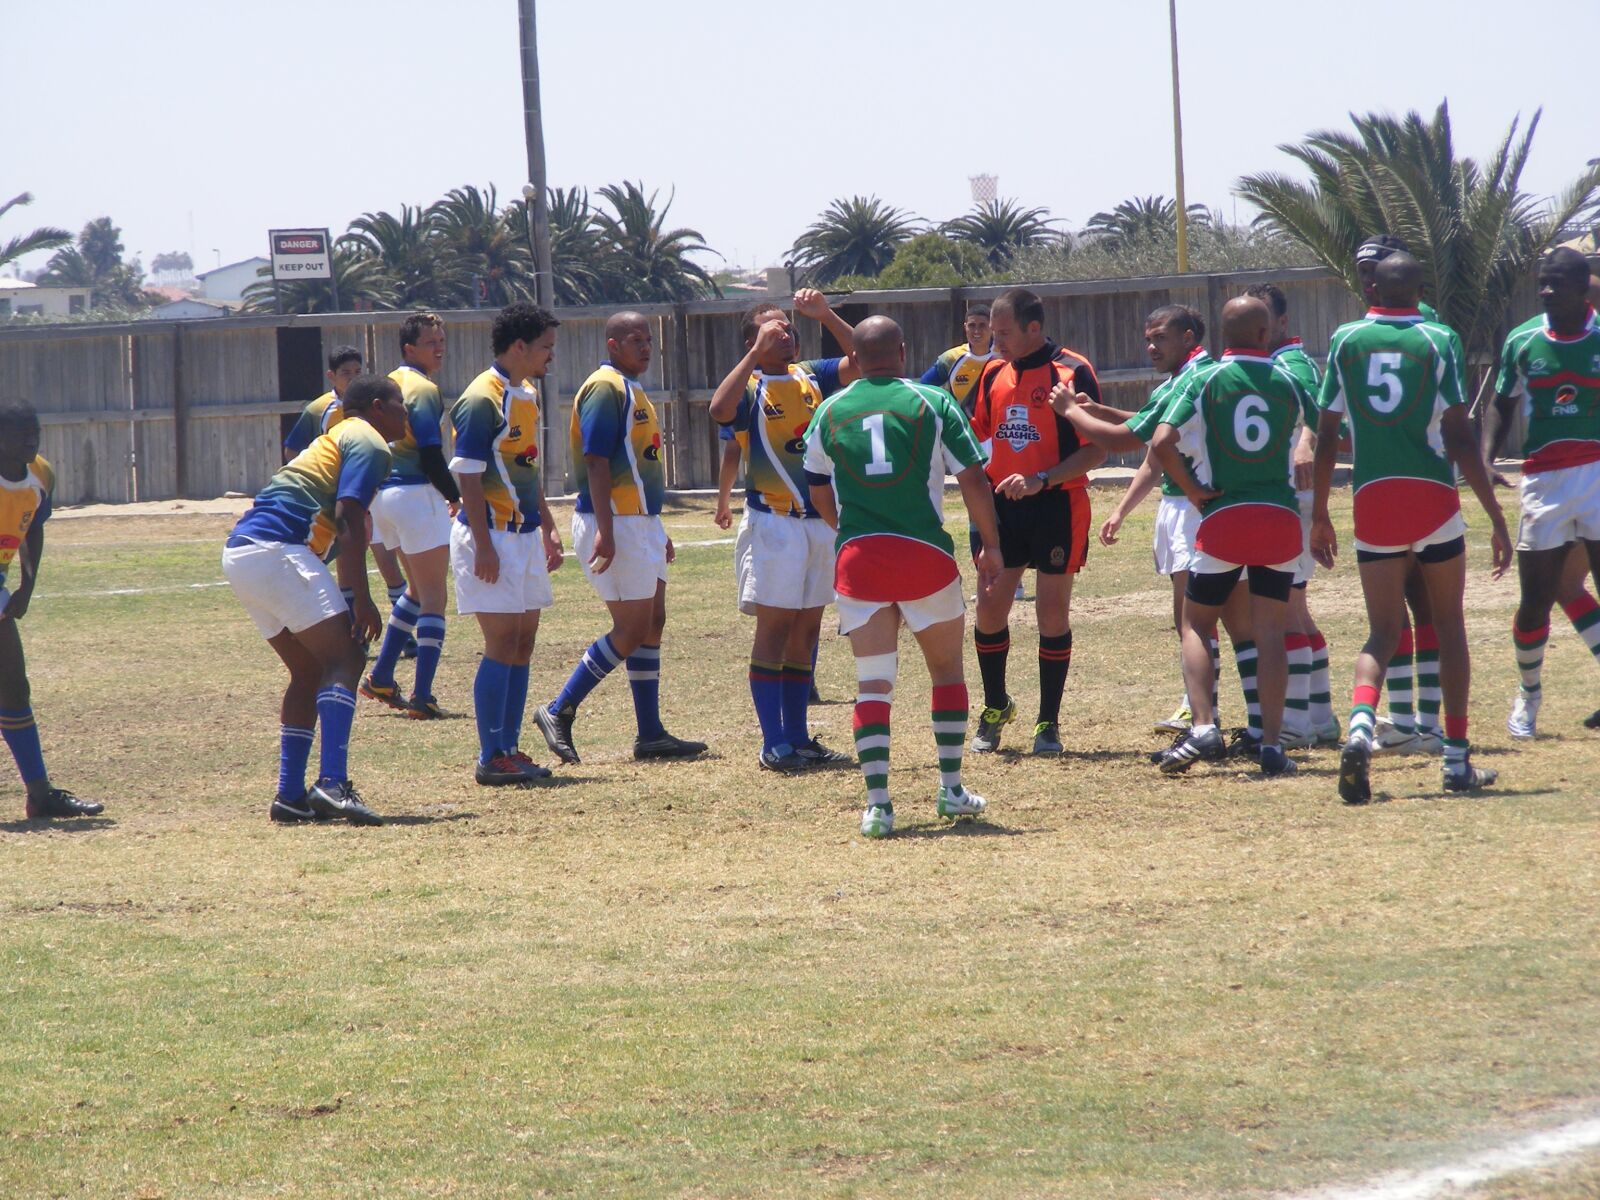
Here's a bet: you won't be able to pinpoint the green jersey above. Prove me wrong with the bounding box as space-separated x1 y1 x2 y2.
1126 348 1211 497
1319 308 1464 545
1493 308 1600 475
803 376 986 601
1160 351 1308 566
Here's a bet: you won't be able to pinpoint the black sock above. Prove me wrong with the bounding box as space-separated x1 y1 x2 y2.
1038 631 1073 724
974 625 1010 711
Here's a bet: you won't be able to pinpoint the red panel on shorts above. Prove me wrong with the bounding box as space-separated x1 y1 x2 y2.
835 535 958 601
1352 478 1461 546
1194 504 1301 566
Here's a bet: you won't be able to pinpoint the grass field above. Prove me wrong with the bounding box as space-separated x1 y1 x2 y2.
2 488 1596 1199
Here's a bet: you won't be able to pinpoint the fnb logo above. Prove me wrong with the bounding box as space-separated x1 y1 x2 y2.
1552 384 1581 416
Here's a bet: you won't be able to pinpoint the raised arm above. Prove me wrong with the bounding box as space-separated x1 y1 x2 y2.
794 289 859 384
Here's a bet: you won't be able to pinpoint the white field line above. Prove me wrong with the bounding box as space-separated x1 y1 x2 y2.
1285 1111 1600 1200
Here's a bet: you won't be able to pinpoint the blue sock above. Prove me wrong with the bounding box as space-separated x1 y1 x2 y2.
386 582 406 608
278 724 315 798
315 685 357 783
473 658 512 765
0 708 48 784
553 634 623 712
749 658 787 753
628 645 664 740
411 613 446 700
503 663 530 752
781 659 814 748
369 592 420 687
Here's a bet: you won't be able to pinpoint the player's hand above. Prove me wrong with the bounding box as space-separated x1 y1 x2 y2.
792 288 830 321
665 535 676 564
1183 484 1221 511
996 473 1031 500
752 319 790 359
474 539 500 584
1310 517 1338 569
713 500 733 530
448 500 461 519
1489 517 1512 579
589 528 615 575
543 528 564 572
2 585 31 621
975 544 1002 593
1048 381 1080 417
1292 447 1316 491
1099 511 1125 547
352 596 382 644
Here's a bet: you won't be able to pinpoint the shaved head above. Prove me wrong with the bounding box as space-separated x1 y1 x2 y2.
605 310 648 341
853 315 905 375
1375 252 1424 307
1541 246 1592 290
1221 296 1271 350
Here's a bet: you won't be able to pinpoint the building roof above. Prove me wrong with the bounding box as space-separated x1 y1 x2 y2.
196 256 268 279
0 277 37 289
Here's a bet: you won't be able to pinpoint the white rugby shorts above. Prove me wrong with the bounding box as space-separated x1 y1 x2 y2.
1517 459 1600 552
572 510 668 603
1152 495 1199 577
450 522 553 615
734 508 835 615
222 539 347 638
835 577 965 636
371 483 450 555
1354 511 1467 556
1293 488 1317 585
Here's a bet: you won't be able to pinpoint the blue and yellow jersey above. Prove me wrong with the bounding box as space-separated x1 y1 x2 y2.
571 365 666 516
233 418 392 555
721 357 843 517
0 456 53 592
920 343 997 412
383 365 446 488
450 365 544 533
283 390 346 457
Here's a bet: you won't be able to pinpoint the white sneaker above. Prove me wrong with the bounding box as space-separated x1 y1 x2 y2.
1280 723 1316 750
1312 717 1342 747
1507 692 1540 740
937 784 987 818
860 804 893 838
1410 730 1443 755
1153 699 1193 734
1372 725 1429 757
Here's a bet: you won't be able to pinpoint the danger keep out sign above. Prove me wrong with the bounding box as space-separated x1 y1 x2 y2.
269 228 332 281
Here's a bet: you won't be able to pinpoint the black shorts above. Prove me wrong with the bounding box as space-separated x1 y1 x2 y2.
1355 536 1466 565
993 487 1090 575
1186 564 1294 607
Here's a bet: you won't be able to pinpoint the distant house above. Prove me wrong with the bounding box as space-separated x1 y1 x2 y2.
0 276 92 318
145 297 239 320
195 256 269 302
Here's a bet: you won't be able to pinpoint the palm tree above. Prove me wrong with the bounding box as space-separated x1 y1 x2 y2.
240 243 394 314
42 217 150 308
429 184 536 307
1237 102 1600 355
788 196 921 285
345 205 463 309
508 186 618 307
592 181 720 302
942 199 1059 268
0 193 70 278
1082 195 1211 254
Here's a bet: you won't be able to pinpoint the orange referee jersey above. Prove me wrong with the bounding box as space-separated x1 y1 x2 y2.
969 340 1101 489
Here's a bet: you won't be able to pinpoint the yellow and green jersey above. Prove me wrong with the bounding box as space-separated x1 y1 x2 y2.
384 365 446 488
283 390 345 457
1125 347 1211 497
570 364 666 516
0 456 53 592
1320 308 1466 546
1494 306 1600 474
233 418 393 556
920 343 997 412
720 358 843 517
450 365 545 533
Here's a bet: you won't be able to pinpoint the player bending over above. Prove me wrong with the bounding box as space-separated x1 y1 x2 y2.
803 315 1002 838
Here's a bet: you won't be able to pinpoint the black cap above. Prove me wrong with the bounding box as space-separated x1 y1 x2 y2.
1355 234 1409 264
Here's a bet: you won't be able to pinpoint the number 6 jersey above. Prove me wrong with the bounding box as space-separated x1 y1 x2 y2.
1319 307 1466 545
803 376 986 601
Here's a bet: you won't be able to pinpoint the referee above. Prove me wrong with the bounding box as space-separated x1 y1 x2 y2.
968 287 1106 754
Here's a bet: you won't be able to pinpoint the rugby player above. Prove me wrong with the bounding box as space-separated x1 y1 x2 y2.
709 290 858 772
1312 253 1510 803
966 287 1105 754
284 345 412 643
361 312 461 719
803 315 1001 838
532 312 706 764
449 303 565 786
223 374 409 824
920 302 996 415
0 399 100 819
1483 246 1600 739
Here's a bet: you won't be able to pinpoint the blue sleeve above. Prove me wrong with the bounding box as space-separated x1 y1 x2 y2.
408 386 444 449
451 395 499 464
577 380 624 459
717 385 754 432
335 435 391 508
283 408 318 455
919 363 942 385
804 357 844 398
35 490 52 525
718 423 735 442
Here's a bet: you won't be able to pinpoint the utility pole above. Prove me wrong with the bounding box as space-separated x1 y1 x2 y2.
1169 0 1189 274
518 0 554 309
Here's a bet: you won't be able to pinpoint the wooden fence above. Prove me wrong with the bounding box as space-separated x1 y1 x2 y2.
0 267 1526 506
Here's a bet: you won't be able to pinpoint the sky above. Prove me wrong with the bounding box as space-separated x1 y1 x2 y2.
7 0 1597 279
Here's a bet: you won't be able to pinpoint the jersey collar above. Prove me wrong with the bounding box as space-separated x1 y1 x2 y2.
1366 306 1422 322
1543 306 1599 342
1012 339 1059 371
1219 348 1273 363
1270 337 1304 356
